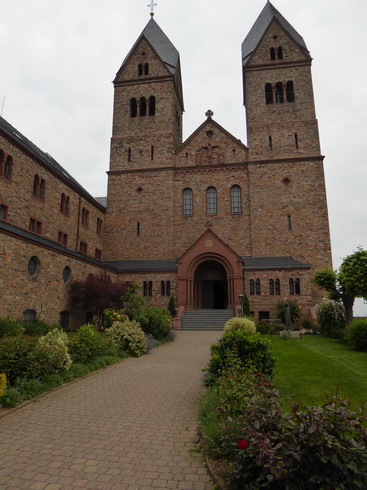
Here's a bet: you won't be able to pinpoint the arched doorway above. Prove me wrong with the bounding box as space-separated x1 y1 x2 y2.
194 260 228 309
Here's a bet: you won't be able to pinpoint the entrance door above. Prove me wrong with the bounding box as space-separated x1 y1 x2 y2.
195 261 228 309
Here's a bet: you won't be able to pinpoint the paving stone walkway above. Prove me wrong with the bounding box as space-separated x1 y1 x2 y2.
0 331 222 490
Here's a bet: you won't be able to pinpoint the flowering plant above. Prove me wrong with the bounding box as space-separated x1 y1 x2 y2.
103 309 128 329
106 320 147 357
0 373 7 396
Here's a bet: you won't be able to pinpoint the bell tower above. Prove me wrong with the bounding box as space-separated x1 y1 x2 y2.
242 1 321 160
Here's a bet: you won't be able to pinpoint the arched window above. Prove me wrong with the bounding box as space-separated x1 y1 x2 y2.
275 82 284 103
161 281 165 296
270 47 276 60
138 64 143 76
269 279 274 295
231 185 241 213
0 149 4 174
23 309 36 323
59 311 70 330
166 281 171 296
140 97 147 117
33 174 40 196
4 156 13 180
60 193 66 212
149 96 156 116
289 278 294 295
265 83 273 104
256 279 261 296
144 63 149 75
183 188 193 216
130 98 137 118
148 281 153 297
206 187 217 215
286 81 295 102
249 279 254 296
40 179 45 199
275 279 281 296
277 46 283 60
143 281 148 296
295 278 301 295
65 196 70 215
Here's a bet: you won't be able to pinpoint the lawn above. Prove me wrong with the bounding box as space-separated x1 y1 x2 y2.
270 335 367 410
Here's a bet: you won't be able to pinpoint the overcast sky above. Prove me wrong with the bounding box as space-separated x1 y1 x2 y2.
1 0 367 313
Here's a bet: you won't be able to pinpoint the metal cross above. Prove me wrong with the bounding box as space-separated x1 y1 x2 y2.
148 1 157 15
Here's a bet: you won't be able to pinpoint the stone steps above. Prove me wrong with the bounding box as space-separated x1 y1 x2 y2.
180 309 235 331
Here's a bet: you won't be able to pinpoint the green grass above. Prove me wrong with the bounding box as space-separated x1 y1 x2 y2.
270 335 367 410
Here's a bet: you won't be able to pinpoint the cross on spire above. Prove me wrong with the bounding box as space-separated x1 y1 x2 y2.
148 1 157 16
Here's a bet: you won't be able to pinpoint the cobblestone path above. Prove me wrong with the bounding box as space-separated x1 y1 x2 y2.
0 331 222 490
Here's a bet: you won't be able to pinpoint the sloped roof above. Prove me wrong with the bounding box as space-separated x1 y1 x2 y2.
103 259 178 272
120 17 180 75
0 116 105 211
242 1 309 67
242 256 311 270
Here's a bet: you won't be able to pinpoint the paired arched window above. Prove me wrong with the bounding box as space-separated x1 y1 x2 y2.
143 281 153 297
160 281 171 296
206 187 217 215
81 207 89 226
33 175 45 199
265 81 295 105
138 63 149 76
231 185 241 214
270 46 283 60
4 156 13 180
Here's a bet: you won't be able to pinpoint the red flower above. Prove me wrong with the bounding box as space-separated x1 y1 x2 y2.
262 381 267 386
237 439 249 450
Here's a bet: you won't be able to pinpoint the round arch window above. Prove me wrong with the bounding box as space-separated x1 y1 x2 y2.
63 266 71 283
28 256 40 277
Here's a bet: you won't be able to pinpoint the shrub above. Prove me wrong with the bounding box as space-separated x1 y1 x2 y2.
168 296 176 317
0 317 24 337
224 316 256 334
0 335 38 384
204 330 275 386
32 329 72 376
137 305 172 339
242 294 251 317
106 320 147 357
68 323 114 363
0 373 7 396
23 320 55 336
0 387 24 408
14 377 44 400
316 299 345 338
256 319 283 335
345 318 367 351
103 309 128 329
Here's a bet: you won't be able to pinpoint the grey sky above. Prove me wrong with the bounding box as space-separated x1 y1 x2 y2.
1 0 366 313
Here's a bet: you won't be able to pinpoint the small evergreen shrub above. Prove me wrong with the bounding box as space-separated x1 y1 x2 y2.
224 316 256 334
0 335 38 384
137 305 171 339
316 299 345 338
168 296 176 317
0 387 24 408
0 317 24 337
204 330 275 386
106 320 147 357
32 329 72 376
242 294 251 317
345 318 367 351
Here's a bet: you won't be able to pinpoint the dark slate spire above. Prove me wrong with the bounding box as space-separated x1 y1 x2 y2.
120 17 180 75
242 1 309 67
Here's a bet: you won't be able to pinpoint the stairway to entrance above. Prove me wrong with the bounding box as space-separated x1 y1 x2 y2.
180 309 235 331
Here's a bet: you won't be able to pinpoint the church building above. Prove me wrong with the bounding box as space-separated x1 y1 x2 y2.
0 2 332 328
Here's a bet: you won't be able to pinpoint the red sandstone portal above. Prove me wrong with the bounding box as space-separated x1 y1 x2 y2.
176 229 244 311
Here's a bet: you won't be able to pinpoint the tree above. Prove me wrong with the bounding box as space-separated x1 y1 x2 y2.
69 273 129 326
313 247 367 324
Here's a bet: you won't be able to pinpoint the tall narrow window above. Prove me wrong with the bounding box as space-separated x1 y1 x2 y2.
295 278 301 295
275 279 281 295
29 218 42 234
183 188 193 216
149 96 156 116
294 133 299 149
148 281 153 297
143 281 148 296
33 174 40 196
270 47 276 60
269 136 273 151
287 215 292 230
130 98 137 118
137 222 140 236
269 279 274 295
166 281 171 296
249 279 255 296
231 185 241 214
265 83 273 104
65 196 70 215
277 46 283 59
144 63 149 75
289 278 294 295
138 63 143 76
140 97 147 117
128 147 132 161
151 145 154 160
275 82 284 103
161 281 165 296
4 156 13 180
0 149 4 175
96 218 103 234
0 203 8 220
256 279 261 296
60 193 66 212
206 187 217 215
59 311 70 330
286 81 295 102
40 179 45 199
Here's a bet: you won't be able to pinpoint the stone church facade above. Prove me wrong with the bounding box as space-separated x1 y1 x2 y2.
0 2 332 328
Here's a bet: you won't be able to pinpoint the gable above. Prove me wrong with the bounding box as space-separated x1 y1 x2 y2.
174 117 248 168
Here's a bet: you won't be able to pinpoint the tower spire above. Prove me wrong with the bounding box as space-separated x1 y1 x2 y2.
147 1 157 16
